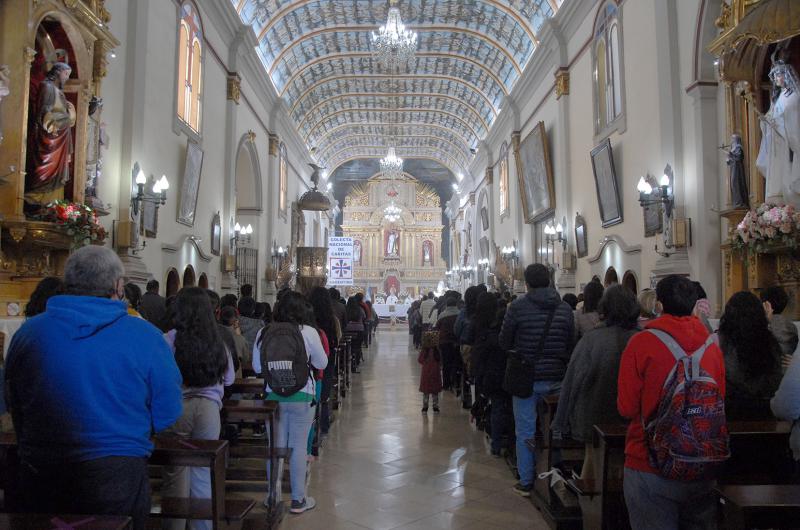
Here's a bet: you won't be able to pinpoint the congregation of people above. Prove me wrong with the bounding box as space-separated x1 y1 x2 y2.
407 263 800 529
0 245 384 529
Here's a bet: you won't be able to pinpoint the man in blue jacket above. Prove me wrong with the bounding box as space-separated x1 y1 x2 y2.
4 246 182 529
500 263 574 497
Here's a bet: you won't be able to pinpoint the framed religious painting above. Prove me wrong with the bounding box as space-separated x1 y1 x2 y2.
574 213 588 258
515 121 555 224
480 206 489 231
210 212 221 256
590 138 623 227
177 141 204 226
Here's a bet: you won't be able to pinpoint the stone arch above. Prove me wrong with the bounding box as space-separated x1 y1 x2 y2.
235 134 263 214
604 266 619 287
183 264 196 287
165 268 180 297
622 270 638 294
693 0 723 83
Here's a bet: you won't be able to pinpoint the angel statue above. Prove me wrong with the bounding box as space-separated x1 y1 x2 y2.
756 53 800 207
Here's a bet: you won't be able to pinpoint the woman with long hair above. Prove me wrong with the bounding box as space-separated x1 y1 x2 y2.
308 287 338 434
575 280 604 340
252 291 327 515
719 291 783 420
345 296 366 370
553 285 640 479
25 276 64 318
162 287 234 530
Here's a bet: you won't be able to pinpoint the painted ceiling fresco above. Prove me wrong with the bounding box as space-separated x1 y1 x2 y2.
233 0 558 177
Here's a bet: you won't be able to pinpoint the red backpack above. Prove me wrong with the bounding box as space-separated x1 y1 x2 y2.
643 329 730 481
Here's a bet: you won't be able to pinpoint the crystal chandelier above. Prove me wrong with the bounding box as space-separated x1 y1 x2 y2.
384 201 402 223
372 2 417 70
380 146 404 180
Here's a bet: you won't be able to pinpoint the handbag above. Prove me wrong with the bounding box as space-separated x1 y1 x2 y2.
503 307 557 398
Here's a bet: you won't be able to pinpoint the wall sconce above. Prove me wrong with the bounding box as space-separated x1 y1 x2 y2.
545 217 567 250
232 222 253 246
501 243 519 267
271 241 288 270
637 174 674 218
477 258 490 270
132 168 169 216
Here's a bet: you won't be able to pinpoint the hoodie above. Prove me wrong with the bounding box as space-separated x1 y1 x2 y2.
499 287 575 381
617 314 725 474
4 295 183 464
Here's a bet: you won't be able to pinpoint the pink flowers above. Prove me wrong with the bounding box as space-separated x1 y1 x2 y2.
735 203 799 251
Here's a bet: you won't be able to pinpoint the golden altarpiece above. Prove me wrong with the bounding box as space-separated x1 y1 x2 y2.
341 173 446 301
0 0 118 315
711 0 800 318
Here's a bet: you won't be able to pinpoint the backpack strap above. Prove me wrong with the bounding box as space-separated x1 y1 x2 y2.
647 329 715 384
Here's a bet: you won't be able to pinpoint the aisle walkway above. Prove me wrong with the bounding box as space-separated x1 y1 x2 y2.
280 328 548 530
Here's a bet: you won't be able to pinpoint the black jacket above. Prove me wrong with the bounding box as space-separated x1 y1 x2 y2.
472 324 508 396
499 287 574 381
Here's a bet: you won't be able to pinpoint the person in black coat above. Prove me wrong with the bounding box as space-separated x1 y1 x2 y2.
472 293 511 456
499 264 574 497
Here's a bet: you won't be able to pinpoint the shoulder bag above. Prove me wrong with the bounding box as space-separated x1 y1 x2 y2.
503 306 557 398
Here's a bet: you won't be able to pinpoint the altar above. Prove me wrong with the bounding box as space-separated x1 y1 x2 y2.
373 303 411 321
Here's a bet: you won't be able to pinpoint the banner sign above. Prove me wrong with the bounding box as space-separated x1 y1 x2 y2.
328 237 354 286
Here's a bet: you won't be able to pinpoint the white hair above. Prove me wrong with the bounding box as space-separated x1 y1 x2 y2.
64 246 125 297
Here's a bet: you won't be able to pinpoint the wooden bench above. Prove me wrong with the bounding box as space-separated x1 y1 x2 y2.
0 513 132 529
227 378 265 396
0 434 254 530
567 421 793 530
716 484 800 529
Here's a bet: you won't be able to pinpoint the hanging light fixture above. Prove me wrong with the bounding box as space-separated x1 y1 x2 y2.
380 146 404 180
372 0 417 71
384 201 402 223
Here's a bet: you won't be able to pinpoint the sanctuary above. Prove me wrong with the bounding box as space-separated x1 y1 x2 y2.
341 173 446 304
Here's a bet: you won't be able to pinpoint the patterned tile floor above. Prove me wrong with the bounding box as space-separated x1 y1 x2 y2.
271 328 549 530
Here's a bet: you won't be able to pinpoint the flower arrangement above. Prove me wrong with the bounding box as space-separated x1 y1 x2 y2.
734 202 800 252
33 200 107 248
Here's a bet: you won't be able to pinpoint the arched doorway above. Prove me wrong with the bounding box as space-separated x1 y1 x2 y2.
183 265 196 287
622 270 638 294
604 266 619 287
198 272 208 289
166 268 180 297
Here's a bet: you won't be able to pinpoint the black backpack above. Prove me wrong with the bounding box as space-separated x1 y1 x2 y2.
259 323 309 397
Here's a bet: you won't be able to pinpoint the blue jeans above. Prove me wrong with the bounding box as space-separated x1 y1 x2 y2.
512 380 561 486
267 401 316 501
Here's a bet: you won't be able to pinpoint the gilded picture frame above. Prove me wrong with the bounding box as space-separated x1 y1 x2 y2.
590 138 623 228
514 121 555 224
177 141 204 227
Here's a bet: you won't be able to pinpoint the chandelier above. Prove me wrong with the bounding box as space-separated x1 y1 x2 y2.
372 2 417 70
384 201 402 223
380 146 404 180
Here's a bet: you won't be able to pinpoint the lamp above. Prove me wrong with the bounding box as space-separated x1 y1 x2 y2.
371 0 417 70
271 241 289 271
232 222 253 246
131 164 168 216
637 173 674 218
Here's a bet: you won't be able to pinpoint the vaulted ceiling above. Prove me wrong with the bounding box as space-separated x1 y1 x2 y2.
233 0 559 177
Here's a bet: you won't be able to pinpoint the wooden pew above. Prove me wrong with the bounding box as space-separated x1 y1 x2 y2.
716 484 800 529
227 378 265 396
0 513 132 529
0 434 254 530
530 395 583 530
567 421 793 530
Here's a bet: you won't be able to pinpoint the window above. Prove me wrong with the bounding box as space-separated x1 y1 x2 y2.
177 1 203 133
498 142 509 216
593 2 624 134
279 142 288 216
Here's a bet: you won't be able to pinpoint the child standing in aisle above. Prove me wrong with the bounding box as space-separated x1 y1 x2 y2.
418 335 442 413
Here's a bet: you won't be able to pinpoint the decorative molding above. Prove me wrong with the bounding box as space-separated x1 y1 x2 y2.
485 166 493 185
555 67 570 99
268 133 279 156
587 234 642 264
227 72 242 104
161 235 213 263
246 129 256 143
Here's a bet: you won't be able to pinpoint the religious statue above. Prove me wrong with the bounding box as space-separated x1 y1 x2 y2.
726 134 749 208
0 65 9 145
26 62 76 201
386 229 399 256
386 287 399 305
353 240 362 265
423 241 431 263
756 54 800 207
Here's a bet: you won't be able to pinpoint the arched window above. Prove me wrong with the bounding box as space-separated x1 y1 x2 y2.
593 2 624 134
176 1 203 134
498 142 509 216
279 142 288 216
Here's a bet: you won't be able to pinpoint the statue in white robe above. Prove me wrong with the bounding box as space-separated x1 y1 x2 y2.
756 59 800 207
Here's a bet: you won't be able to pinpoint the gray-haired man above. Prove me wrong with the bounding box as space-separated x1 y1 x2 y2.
4 246 183 529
